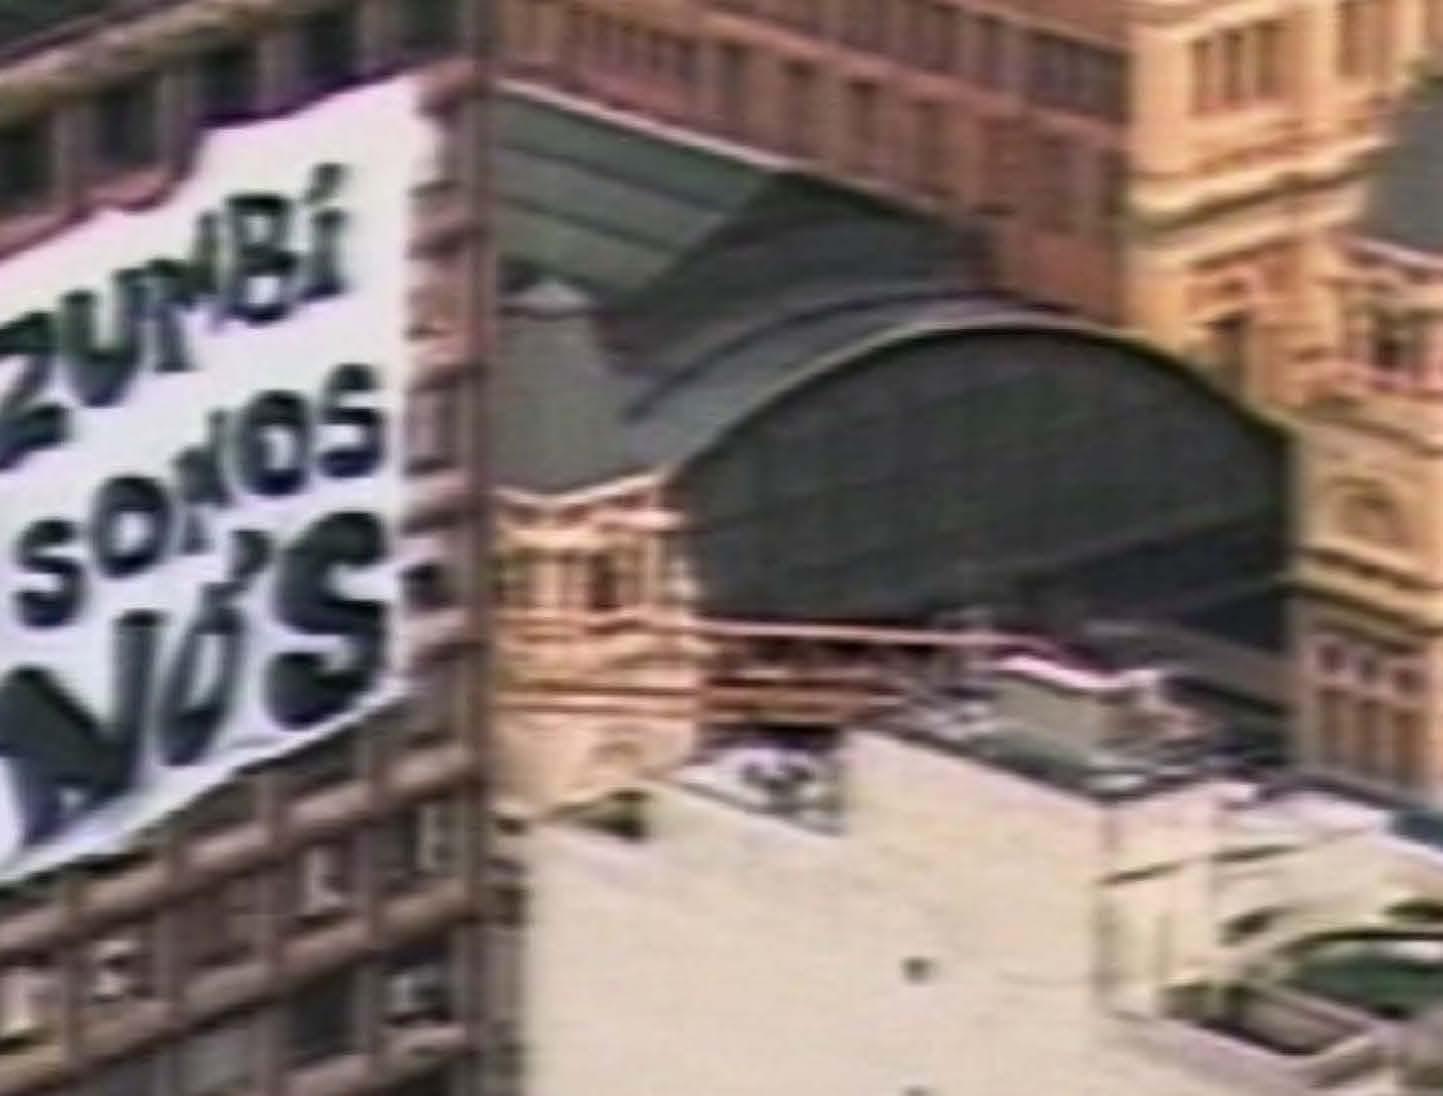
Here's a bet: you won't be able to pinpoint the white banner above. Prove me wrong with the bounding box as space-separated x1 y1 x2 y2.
0 78 429 882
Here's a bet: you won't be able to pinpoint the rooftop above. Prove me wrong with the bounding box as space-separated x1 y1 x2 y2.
494 84 1003 494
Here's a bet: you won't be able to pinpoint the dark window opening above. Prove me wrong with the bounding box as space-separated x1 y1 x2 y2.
1208 311 1252 391
400 0 460 59
406 382 462 473
0 116 51 214
182 874 261 973
587 554 622 612
405 557 457 613
299 6 360 98
198 42 258 125
384 938 455 1031
94 76 159 174
717 41 750 135
287 968 357 1068
384 798 458 892
1369 306 1425 377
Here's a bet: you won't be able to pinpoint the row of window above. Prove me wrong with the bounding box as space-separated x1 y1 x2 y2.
1316 687 1423 789
1190 18 1288 116
552 6 699 90
8 946 460 1094
1338 0 1395 80
1189 0 1409 117
722 47 1129 226
1311 629 1427 793
0 795 467 1053
494 545 647 612
0 0 461 217
1343 297 1436 379
707 0 1128 121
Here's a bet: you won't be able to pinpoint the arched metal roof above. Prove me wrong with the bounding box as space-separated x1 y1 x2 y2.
668 313 1291 647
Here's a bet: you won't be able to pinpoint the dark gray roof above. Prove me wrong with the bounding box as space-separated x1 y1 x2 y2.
1361 73 1443 254
493 86 1002 493
496 280 635 493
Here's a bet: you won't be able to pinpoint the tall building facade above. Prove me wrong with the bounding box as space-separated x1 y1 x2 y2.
0 3 514 1095
495 0 1436 407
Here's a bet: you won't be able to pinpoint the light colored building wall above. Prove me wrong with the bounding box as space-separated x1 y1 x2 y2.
526 731 1311 1096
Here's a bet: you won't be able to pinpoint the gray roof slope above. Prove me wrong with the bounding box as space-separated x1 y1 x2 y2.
496 280 638 493
493 87 1005 493
1361 72 1443 254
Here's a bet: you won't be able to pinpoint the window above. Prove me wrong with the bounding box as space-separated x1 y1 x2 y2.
1337 0 1388 79
86 921 157 1014
298 5 360 98
290 838 357 925
978 116 1018 212
841 0 886 52
1318 686 1345 767
1368 304 1425 377
1096 149 1127 237
927 3 959 74
913 100 947 193
491 865 528 927
182 875 260 973
0 957 57 1050
1357 698 1383 778
1393 710 1422 789
1221 28 1246 106
586 553 622 611
383 939 455 1035
0 116 51 214
405 555 457 613
408 661 457 744
406 380 462 473
1035 133 1076 234
975 15 1008 90
93 76 159 174
197 42 258 125
1207 311 1252 390
182 1013 257 1096
494 548 538 609
900 0 927 65
845 79 880 174
717 41 750 134
1191 37 1215 114
384 798 459 893
1257 20 1286 100
400 0 460 59
288 968 358 1068
781 60 817 156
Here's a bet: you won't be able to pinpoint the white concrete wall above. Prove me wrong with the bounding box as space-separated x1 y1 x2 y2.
526 731 1250 1096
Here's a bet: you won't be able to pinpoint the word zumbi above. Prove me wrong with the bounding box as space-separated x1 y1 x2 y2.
10 362 384 631
0 162 349 474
